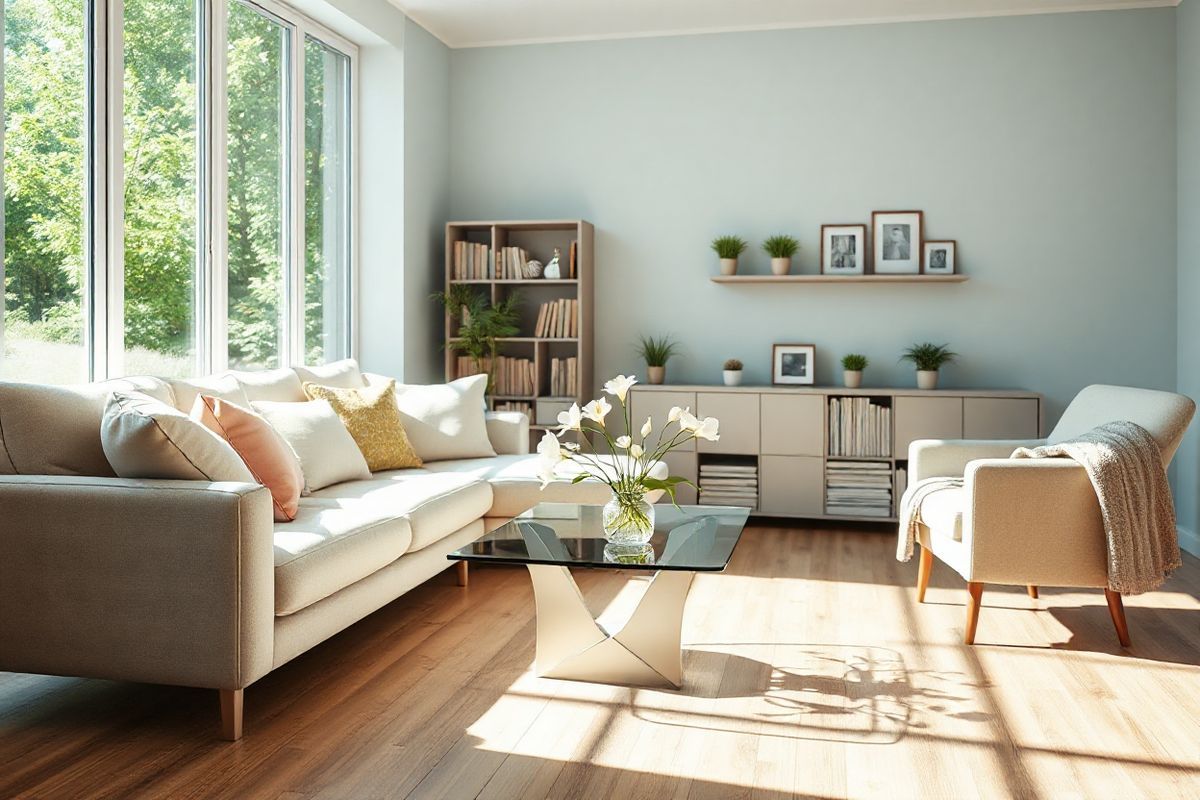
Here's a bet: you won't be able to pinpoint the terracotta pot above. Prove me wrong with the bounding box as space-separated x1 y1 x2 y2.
770 257 791 276
917 370 939 390
719 257 738 276
723 369 743 386
647 365 666 385
843 370 863 389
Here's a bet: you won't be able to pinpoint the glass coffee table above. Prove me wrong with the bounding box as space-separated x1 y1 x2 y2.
447 502 749 690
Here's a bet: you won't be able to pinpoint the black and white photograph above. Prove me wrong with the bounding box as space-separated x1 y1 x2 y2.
821 224 867 275
871 210 923 274
924 239 956 275
772 343 816 385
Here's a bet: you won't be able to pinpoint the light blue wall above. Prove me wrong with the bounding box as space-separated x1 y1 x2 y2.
447 9 1178 426
1177 0 1200 552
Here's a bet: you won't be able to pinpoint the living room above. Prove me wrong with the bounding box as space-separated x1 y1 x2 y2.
1 0 1198 798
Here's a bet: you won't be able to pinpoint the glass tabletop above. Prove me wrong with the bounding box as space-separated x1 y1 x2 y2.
447 503 750 572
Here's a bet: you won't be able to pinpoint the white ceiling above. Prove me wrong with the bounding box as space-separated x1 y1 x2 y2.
392 0 1176 48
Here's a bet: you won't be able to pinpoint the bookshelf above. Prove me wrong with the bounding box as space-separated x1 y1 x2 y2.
443 220 594 439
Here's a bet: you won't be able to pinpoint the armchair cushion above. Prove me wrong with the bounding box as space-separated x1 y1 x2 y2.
908 438 1045 483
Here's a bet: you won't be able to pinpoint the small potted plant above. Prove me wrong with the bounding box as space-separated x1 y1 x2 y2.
711 235 748 276
901 342 957 390
637 334 678 385
763 235 800 276
841 354 868 388
723 358 743 386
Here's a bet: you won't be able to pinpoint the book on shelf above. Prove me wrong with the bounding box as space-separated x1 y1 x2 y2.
828 396 892 458
549 357 579 397
568 239 578 279
498 246 534 279
455 355 535 397
534 299 579 338
825 458 893 517
453 241 493 280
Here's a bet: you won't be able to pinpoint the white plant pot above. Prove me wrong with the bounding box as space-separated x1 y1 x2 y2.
647 365 666 385
917 370 939 390
770 257 791 276
723 370 743 386
843 370 863 389
719 258 738 276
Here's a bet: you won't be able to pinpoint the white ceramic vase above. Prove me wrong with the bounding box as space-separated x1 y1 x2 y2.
917 370 939 390
647 365 666 385
723 369 743 386
843 370 863 389
770 257 791 276
719 257 738 276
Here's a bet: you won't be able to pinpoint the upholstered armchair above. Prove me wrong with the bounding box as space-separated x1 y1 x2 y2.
908 385 1195 646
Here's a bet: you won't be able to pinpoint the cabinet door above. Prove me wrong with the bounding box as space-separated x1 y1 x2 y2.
760 394 824 456
759 455 823 516
894 396 964 458
697 392 760 454
963 398 1040 439
656 451 697 505
629 390 696 451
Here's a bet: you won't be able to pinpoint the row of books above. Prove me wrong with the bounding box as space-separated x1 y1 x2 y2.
825 460 892 517
698 462 758 508
534 299 579 338
454 355 536 397
452 241 580 281
452 242 493 280
549 357 579 397
493 400 532 420
828 396 892 458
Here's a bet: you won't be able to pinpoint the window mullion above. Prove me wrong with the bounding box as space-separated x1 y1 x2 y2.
206 0 229 373
285 23 305 368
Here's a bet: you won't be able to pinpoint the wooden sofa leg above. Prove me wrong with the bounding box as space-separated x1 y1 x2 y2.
1027 585 1039 599
1104 589 1131 647
964 582 984 645
916 546 933 603
220 689 243 741
456 561 469 587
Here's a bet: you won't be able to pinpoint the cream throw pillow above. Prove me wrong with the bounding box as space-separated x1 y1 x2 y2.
100 391 256 482
252 398 371 492
293 359 365 389
365 373 495 462
302 379 423 472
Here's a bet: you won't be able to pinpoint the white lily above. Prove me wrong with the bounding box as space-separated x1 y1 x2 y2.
615 435 632 449
640 416 652 438
667 405 687 424
694 416 720 442
582 397 612 426
556 403 583 434
536 459 558 489
630 443 644 460
603 374 638 402
677 408 700 432
537 430 563 465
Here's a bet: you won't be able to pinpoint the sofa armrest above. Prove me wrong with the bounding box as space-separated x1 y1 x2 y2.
486 411 530 455
962 459 1107 586
908 438 1046 482
0 475 275 690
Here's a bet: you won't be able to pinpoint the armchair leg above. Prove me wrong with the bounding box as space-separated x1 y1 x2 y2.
1027 585 1039 599
1104 589 1131 647
916 545 933 603
456 561 469 587
220 689 243 741
964 582 984 645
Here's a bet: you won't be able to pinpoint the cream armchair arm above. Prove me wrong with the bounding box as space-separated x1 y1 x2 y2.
486 411 530 455
908 438 1046 482
962 458 1107 587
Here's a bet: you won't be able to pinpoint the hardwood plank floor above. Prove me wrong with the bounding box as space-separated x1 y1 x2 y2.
2 522 1199 800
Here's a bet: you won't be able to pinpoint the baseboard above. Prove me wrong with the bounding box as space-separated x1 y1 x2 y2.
1179 525 1200 558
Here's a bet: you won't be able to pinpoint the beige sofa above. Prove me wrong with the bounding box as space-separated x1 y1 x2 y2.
0 363 658 740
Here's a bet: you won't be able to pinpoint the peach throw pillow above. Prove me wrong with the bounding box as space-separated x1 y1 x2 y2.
192 395 303 522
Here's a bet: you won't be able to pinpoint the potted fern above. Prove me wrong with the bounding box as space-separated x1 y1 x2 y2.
637 334 678 385
763 235 800 276
712 235 748 276
432 285 520 393
901 343 957 390
841 354 868 388
723 358 743 386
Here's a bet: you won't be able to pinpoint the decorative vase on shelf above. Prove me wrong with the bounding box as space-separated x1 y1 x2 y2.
843 370 863 389
917 370 939 390
770 257 791 276
723 369 743 386
719 257 738 276
602 490 656 545
647 365 666 385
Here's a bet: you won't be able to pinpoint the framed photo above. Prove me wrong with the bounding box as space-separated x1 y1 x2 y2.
923 240 956 275
821 224 867 275
872 210 923 274
772 343 816 385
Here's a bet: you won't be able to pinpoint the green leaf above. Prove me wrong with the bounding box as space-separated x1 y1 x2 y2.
570 473 589 484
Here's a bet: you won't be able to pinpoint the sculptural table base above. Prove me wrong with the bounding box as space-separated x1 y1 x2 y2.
526 564 695 689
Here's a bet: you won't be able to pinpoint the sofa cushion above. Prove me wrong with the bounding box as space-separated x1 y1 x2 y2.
168 374 246 412
252 399 371 492
307 471 493 552
303 379 423 472
422 454 669 518
365 372 495 462
918 486 964 542
274 502 415 615
0 376 174 476
294 359 365 389
232 367 306 402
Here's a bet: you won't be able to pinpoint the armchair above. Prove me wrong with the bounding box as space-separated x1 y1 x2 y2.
908 385 1195 646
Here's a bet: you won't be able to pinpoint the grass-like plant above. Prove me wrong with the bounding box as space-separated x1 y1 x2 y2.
841 354 868 371
723 358 743 371
637 335 679 367
432 285 521 392
711 235 748 259
900 342 957 371
762 235 800 258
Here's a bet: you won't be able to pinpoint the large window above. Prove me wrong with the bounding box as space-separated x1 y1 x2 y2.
1 0 355 382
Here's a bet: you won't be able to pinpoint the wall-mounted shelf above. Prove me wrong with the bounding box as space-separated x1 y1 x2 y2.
710 274 967 284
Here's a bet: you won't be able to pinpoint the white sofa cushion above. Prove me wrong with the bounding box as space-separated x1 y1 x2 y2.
294 359 365 389
918 486 964 542
252 399 370 492
168 373 246 412
365 372 495 462
233 367 306 402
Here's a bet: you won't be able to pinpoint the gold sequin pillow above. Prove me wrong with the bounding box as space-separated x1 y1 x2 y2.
302 379 423 471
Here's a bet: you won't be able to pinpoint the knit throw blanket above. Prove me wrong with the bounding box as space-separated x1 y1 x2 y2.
897 421 1181 595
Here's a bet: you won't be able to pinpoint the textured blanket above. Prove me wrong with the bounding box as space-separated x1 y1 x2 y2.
897 421 1181 595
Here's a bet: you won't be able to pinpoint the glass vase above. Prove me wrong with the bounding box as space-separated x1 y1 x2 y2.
602 490 655 545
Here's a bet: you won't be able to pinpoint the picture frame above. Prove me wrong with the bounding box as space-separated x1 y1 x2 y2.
821 224 867 276
772 343 816 385
923 240 956 275
871 210 923 274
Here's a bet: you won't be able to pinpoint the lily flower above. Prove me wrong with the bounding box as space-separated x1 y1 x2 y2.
582 397 612 426
677 409 700 432
603 374 638 402
616 435 632 449
668 405 689 424
630 443 644 460
694 416 720 442
640 417 652 438
556 403 583 434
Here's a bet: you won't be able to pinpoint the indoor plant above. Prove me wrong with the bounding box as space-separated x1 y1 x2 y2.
763 235 800 276
901 342 957 389
711 235 748 276
841 354 868 388
722 358 743 386
537 375 717 544
637 334 678 384
432 285 520 393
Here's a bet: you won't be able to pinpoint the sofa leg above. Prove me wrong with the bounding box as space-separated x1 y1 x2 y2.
1104 589 1131 647
964 582 984 645
220 689 243 741
456 561 469 587
916 545 933 603
1027 585 1039 599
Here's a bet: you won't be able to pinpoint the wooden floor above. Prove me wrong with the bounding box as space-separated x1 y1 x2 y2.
2 523 1199 800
